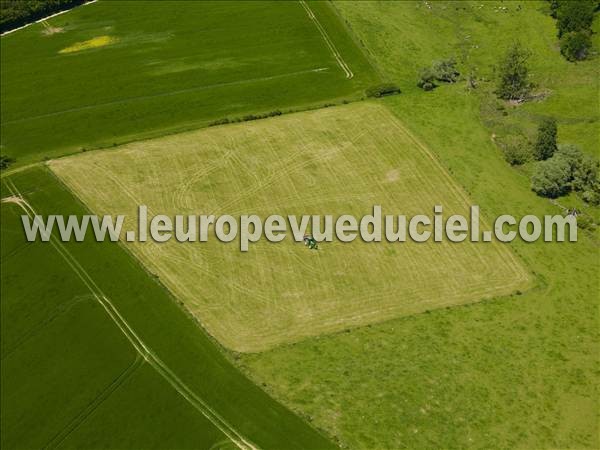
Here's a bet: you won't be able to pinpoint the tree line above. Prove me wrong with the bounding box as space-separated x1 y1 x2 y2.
0 0 86 34
550 0 598 61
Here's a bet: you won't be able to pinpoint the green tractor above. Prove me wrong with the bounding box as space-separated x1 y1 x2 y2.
303 234 319 250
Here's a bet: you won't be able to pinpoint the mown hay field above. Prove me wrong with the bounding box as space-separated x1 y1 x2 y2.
50 102 531 352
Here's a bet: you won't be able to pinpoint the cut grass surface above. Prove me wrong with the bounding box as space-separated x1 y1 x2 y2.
50 102 531 353
0 0 379 165
1 168 334 449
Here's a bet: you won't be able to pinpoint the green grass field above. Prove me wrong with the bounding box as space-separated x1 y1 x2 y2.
1 168 334 449
1 174 226 449
49 102 531 353
239 1 600 448
0 0 379 166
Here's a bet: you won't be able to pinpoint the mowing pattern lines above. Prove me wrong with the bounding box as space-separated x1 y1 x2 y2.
50 103 532 353
2 179 257 450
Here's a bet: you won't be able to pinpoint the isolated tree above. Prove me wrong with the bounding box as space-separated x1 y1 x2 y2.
534 118 558 160
556 0 595 37
496 42 532 101
560 30 592 61
531 157 572 197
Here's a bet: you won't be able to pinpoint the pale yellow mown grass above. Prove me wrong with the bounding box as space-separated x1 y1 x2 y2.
50 103 532 352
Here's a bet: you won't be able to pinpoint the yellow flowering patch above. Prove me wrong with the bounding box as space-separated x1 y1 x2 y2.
59 36 118 54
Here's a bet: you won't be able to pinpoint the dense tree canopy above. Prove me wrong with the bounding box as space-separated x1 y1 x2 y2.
531 157 572 198
556 0 596 37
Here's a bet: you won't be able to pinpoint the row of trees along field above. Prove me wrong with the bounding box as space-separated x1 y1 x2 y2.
0 0 86 34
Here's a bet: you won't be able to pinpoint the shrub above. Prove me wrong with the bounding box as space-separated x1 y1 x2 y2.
531 157 572 197
432 58 460 83
560 30 592 61
495 42 532 101
0 155 15 170
365 83 401 98
417 67 437 91
210 110 284 126
582 189 600 205
572 154 599 190
555 144 583 173
572 154 600 204
534 118 558 160
209 118 230 126
576 214 597 231
531 143 600 201
504 144 532 166
417 58 459 91
499 135 532 165
556 0 595 37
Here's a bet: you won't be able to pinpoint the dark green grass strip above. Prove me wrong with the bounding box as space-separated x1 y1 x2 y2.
2 166 335 449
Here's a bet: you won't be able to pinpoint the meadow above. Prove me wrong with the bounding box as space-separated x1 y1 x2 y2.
50 102 531 353
334 0 599 156
240 1 600 448
1 168 333 449
0 0 378 166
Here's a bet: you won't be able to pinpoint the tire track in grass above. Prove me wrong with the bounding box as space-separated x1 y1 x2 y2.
2 178 258 450
1 68 329 126
43 354 145 450
0 294 92 362
299 0 353 79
